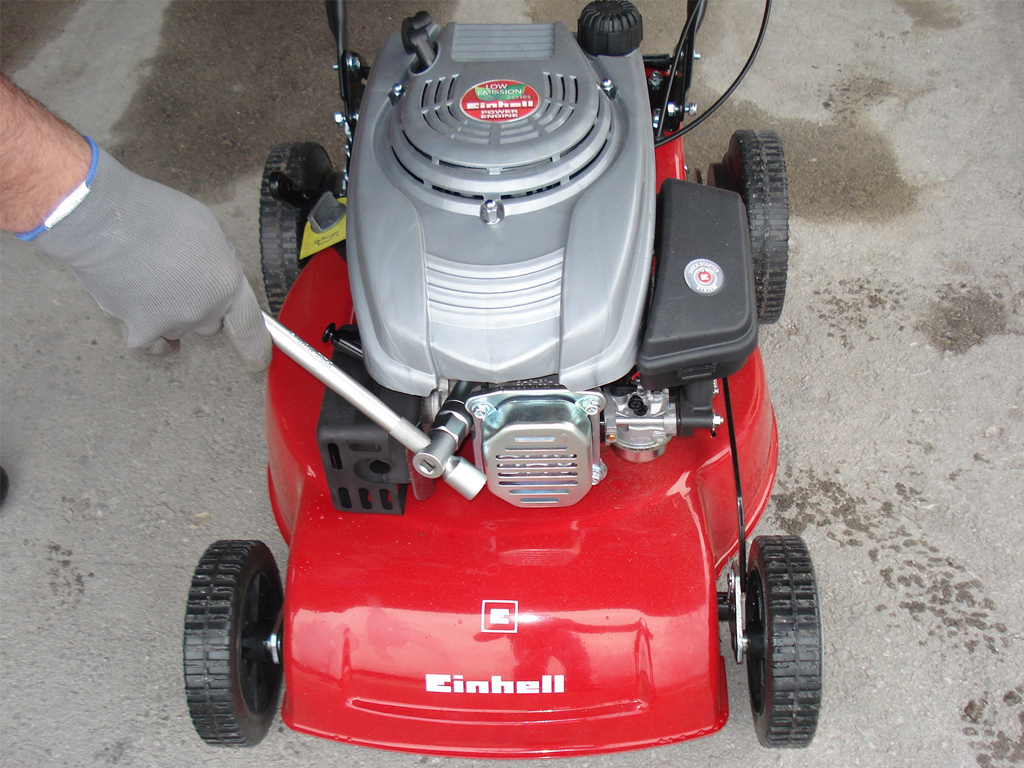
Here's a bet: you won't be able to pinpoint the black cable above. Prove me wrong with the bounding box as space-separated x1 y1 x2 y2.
655 0 706 140
722 377 747 589
655 0 773 147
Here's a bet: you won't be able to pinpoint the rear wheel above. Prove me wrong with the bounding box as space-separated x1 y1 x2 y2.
183 540 283 746
259 142 337 315
708 130 789 324
745 535 822 747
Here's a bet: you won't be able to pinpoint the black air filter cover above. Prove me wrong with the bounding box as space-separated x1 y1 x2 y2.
578 0 643 56
638 180 758 389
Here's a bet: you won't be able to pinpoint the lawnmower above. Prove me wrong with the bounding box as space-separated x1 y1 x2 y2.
182 0 822 757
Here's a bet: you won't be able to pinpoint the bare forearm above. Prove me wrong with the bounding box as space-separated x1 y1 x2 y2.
0 73 92 233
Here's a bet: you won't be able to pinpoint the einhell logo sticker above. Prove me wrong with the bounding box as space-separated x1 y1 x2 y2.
461 81 539 123
481 600 519 633
426 673 565 695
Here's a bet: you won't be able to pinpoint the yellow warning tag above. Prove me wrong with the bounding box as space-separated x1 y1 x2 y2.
299 197 347 260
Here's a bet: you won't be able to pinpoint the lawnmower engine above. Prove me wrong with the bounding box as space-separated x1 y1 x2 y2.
346 15 755 508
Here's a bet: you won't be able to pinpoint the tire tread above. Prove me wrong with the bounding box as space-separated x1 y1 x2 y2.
259 143 333 315
748 535 822 747
724 130 790 324
183 540 281 747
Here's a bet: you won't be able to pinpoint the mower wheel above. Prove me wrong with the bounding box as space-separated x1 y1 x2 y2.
183 540 283 747
259 142 336 315
745 535 822 748
708 130 789 324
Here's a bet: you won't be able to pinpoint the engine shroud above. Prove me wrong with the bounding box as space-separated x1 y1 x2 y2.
347 22 655 396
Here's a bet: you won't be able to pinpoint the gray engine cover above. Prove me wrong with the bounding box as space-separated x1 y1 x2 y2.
347 22 655 396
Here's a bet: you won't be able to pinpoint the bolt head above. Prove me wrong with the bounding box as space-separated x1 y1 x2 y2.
479 199 504 225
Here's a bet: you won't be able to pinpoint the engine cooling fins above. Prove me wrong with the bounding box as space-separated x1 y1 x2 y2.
391 74 611 201
380 22 622 204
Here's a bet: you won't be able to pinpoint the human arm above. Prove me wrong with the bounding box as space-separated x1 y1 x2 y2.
0 74 272 370
0 74 92 233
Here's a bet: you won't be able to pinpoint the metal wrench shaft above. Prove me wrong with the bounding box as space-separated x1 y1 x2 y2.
262 312 485 500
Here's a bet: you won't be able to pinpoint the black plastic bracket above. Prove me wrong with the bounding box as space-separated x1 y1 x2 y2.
316 349 419 515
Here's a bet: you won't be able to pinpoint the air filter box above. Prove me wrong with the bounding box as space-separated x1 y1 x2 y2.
638 180 758 389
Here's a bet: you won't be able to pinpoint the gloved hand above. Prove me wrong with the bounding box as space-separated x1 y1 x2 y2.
32 148 272 371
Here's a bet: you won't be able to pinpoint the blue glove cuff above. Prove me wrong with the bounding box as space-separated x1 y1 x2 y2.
15 136 100 242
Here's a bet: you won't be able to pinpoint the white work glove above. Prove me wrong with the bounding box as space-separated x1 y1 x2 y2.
32 147 272 371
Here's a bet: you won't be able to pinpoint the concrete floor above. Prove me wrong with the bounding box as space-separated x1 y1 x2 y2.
1 1 1022 766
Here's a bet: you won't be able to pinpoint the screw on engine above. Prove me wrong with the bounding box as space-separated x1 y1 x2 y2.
470 402 494 419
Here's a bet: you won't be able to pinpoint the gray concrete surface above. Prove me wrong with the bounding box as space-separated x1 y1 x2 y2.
1 1 1022 766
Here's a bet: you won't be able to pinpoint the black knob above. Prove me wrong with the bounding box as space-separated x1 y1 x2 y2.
578 0 643 56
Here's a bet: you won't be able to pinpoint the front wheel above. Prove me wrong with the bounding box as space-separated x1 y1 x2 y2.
745 535 823 747
183 540 284 746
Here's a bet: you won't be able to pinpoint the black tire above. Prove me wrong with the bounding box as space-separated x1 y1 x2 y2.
708 130 789 324
183 540 284 747
745 535 822 748
259 142 336 315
